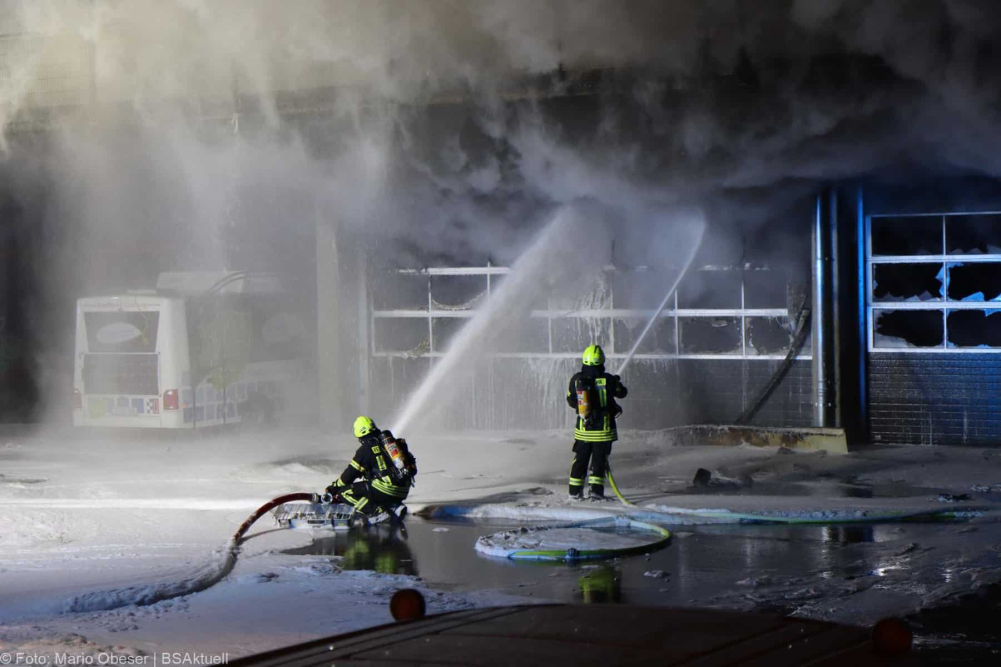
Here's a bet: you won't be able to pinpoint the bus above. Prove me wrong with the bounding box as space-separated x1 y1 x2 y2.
72 271 312 429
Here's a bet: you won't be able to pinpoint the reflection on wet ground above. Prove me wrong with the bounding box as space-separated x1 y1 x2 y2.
283 524 417 575
283 518 910 606
282 518 999 659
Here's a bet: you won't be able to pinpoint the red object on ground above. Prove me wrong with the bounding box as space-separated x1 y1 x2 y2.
390 589 427 622
871 618 913 656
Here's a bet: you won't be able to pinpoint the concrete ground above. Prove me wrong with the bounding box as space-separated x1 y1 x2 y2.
0 425 999 662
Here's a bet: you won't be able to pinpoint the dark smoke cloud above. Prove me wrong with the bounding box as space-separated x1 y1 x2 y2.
3 0 1001 418
4 1 1000 250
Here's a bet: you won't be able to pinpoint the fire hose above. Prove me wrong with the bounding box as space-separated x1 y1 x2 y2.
67 493 313 613
604 462 636 508
232 492 313 543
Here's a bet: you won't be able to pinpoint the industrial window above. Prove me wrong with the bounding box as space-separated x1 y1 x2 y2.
370 266 808 361
868 212 1001 351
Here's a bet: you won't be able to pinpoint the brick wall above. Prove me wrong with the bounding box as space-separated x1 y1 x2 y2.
869 353 1001 445
675 359 814 428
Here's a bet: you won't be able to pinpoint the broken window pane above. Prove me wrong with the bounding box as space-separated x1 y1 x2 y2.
432 315 550 355
946 262 1001 302
429 275 488 311
678 270 741 309
743 269 788 309
872 263 943 302
611 268 677 310
746 317 793 355
374 318 429 355
430 317 464 354
372 272 428 311
551 317 611 354
614 316 675 355
947 310 1001 348
873 309 944 348
946 214 1001 255
492 318 550 354
549 275 611 313
680 317 741 354
871 216 942 256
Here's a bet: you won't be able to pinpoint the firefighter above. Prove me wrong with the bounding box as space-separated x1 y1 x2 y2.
313 416 417 521
566 344 627 500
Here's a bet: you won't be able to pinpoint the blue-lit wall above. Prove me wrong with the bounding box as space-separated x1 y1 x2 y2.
869 353 1001 445
861 177 1001 446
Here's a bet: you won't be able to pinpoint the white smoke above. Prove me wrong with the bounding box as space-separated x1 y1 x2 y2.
3 0 1001 421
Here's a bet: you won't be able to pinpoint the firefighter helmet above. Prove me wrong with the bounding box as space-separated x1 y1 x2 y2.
582 344 605 366
353 416 377 438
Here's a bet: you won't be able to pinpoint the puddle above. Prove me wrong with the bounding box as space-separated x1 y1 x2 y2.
280 518 931 607
283 525 417 575
278 517 995 660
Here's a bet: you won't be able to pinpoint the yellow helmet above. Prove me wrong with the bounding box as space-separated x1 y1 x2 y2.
353 416 377 438
582 344 605 366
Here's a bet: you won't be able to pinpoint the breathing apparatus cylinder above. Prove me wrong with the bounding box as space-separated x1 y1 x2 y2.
379 430 406 474
575 377 599 428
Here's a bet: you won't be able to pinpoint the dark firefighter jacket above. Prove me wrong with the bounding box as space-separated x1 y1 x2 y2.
566 364 628 443
334 434 415 499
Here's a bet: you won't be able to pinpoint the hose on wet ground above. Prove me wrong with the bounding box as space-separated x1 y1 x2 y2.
232 492 313 543
605 461 636 508
66 493 312 613
476 517 671 561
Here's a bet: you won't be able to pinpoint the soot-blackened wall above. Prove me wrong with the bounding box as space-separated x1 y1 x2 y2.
368 355 814 432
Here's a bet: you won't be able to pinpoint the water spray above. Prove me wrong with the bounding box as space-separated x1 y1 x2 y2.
614 217 705 377
606 214 704 508
392 204 610 434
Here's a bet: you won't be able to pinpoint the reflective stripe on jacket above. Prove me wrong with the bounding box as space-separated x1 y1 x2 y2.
567 368 627 443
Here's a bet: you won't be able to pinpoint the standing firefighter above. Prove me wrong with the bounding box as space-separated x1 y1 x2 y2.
314 416 417 522
566 344 627 500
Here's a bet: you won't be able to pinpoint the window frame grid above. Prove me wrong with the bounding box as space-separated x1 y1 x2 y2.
867 211 1001 353
371 265 810 362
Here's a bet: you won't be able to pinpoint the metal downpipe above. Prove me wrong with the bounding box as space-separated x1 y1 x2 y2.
812 194 826 428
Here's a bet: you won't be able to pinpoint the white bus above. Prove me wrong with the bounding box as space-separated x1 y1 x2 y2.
73 272 311 429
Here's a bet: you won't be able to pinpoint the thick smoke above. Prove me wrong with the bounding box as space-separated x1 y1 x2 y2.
3 1 1001 421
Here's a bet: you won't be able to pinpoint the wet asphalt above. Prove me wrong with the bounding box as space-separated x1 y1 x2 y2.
282 516 1001 662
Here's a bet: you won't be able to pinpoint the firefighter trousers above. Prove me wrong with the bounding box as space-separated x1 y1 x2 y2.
333 481 405 515
569 440 612 497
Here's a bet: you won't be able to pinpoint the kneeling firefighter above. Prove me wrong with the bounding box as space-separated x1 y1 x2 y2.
314 416 417 520
566 344 627 500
